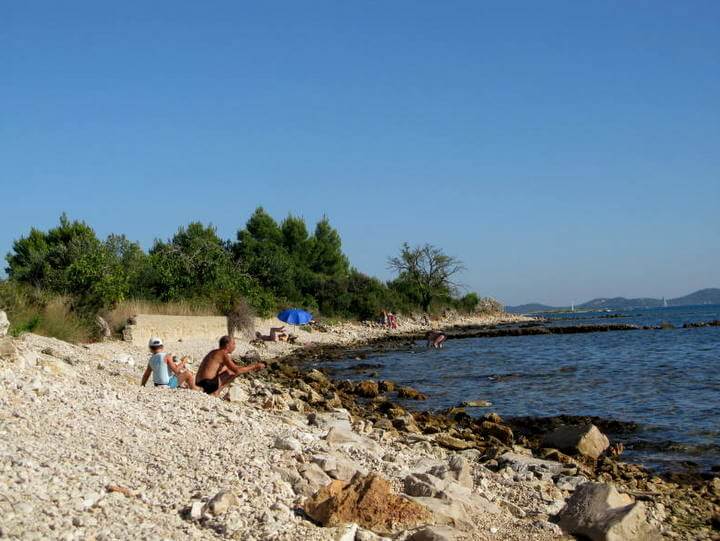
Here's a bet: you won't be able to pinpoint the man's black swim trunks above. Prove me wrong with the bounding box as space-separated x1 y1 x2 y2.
197 378 219 394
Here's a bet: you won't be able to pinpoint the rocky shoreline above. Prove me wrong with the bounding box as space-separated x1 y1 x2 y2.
1 312 718 540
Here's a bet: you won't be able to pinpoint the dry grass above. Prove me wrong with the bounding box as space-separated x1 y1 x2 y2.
0 286 94 343
104 299 221 334
226 298 255 339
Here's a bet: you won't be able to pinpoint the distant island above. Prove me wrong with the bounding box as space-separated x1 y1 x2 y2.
506 288 720 314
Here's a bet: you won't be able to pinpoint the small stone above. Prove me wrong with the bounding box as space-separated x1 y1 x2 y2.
408 526 460 540
190 501 204 520
462 400 492 408
205 490 237 516
274 436 302 452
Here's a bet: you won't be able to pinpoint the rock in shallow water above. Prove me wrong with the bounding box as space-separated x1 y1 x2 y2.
542 424 610 459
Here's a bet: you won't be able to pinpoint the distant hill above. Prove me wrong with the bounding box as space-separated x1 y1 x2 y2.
505 288 720 313
504 303 558 313
669 288 720 306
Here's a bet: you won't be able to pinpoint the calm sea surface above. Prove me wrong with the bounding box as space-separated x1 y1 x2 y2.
322 305 720 471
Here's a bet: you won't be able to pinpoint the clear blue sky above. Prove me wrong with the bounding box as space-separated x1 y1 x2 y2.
2 1 718 306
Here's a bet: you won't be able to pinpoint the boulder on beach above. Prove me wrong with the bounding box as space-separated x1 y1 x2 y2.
542 424 610 459
303 473 430 534
556 482 661 541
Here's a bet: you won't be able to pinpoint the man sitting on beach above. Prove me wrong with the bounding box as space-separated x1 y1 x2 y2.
426 330 447 349
195 335 265 395
140 337 198 390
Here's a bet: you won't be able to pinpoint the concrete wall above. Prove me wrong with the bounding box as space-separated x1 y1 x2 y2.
123 314 229 346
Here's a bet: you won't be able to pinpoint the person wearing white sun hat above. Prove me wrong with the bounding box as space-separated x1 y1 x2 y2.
140 337 198 390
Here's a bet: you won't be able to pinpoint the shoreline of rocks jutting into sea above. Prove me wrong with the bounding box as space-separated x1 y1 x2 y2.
1 310 718 539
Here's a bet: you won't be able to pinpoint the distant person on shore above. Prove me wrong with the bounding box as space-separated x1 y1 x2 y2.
388 312 398 329
426 330 447 348
140 337 198 390
195 336 265 395
255 326 289 342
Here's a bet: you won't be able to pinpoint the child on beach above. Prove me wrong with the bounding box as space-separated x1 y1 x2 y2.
140 337 198 390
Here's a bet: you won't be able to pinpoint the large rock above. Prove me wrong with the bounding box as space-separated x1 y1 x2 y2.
556 482 661 541
480 421 514 445
434 434 475 451
429 456 473 489
355 380 380 398
404 472 498 514
273 435 302 452
308 409 353 432
542 424 610 459
312 454 364 481
407 496 498 530
392 413 421 434
303 473 430 534
325 426 381 453
299 462 333 491
397 386 428 400
0 311 9 337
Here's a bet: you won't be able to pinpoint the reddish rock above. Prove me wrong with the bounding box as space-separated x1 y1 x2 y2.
304 473 430 534
355 380 380 398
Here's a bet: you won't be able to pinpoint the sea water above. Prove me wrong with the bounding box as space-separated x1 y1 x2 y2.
325 305 720 471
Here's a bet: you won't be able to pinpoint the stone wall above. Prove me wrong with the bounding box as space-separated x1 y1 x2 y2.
123 314 229 346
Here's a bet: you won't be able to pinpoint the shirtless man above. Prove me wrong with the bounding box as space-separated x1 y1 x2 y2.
195 336 265 395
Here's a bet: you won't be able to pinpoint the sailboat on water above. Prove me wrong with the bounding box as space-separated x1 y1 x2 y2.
663 297 668 308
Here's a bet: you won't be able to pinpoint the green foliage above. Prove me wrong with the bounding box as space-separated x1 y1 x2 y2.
310 217 349 277
143 222 272 314
3 211 502 343
456 292 480 313
388 243 465 312
6 214 102 292
233 208 350 308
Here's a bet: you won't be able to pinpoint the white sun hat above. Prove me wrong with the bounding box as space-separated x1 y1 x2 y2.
148 337 164 348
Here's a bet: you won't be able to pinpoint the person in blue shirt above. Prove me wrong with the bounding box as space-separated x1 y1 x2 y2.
140 337 198 390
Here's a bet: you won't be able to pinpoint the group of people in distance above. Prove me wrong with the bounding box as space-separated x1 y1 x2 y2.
140 335 265 396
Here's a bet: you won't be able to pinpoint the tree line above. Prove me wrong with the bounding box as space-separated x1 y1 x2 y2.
3 208 498 322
